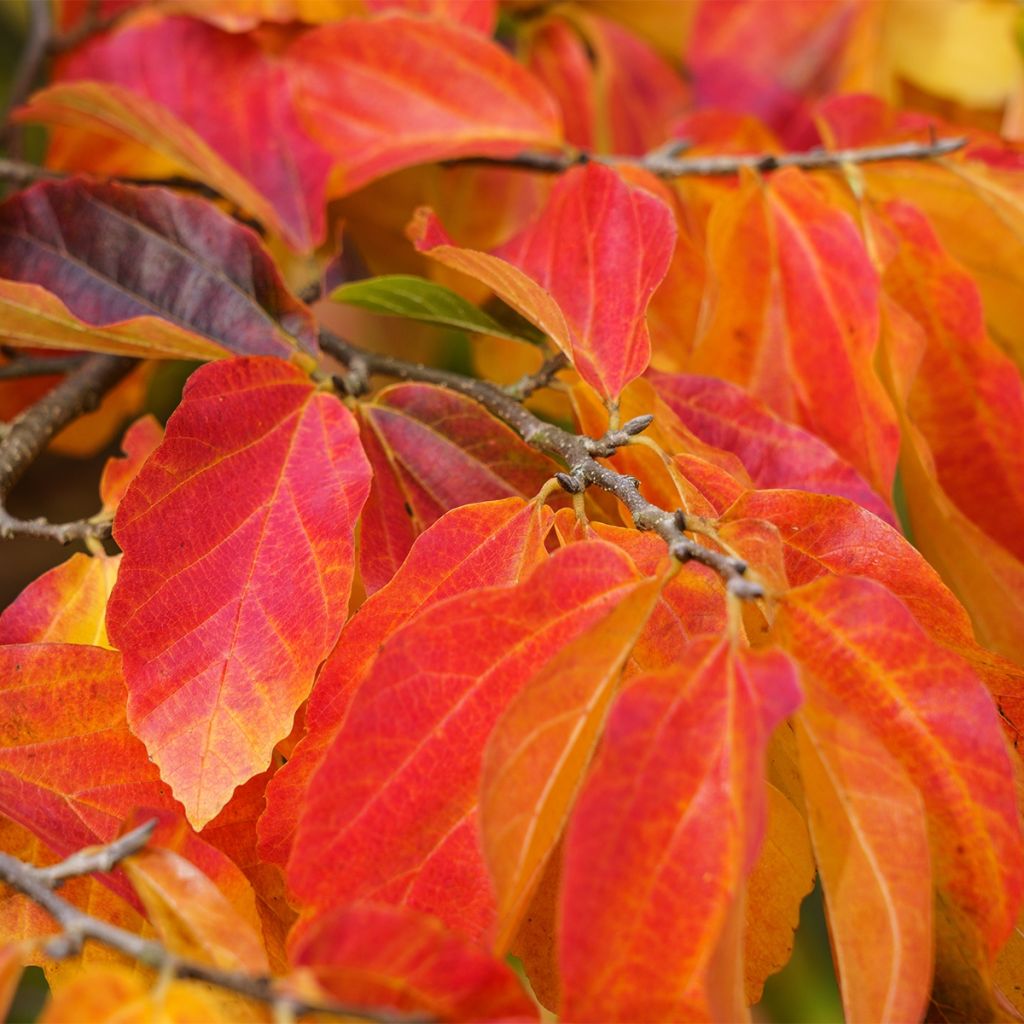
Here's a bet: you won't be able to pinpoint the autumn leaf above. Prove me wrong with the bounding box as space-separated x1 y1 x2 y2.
413 161 677 401
287 541 641 938
357 382 558 592
107 357 371 827
0 180 317 363
99 415 164 515
559 639 802 1020
258 496 551 867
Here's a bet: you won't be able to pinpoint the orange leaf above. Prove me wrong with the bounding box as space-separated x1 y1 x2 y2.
99 416 164 515
559 640 801 1021
796 689 932 1023
287 541 641 938
123 845 268 973
480 574 663 952
0 644 177 893
0 552 119 649
107 357 371 827
690 167 899 498
413 162 677 400
290 14 562 196
288 903 536 1023
0 180 317 363
258 496 551 868
357 383 557 593
40 965 251 1023
778 577 1024 1017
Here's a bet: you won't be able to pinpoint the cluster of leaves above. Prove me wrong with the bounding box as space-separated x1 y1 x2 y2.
1 1 1024 1021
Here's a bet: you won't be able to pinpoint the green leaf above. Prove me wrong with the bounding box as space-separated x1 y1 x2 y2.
330 275 535 342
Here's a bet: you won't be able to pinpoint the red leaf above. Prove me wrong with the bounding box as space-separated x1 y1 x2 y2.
287 541 641 938
357 383 557 593
690 167 899 498
559 640 801 1020
107 357 371 828
413 162 677 400
288 903 537 1023
778 577 1024 1016
0 179 317 362
99 415 164 515
258 497 551 867
648 369 895 523
290 14 562 196
43 17 334 250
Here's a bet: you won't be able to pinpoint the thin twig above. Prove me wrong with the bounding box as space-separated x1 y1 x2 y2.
0 354 87 380
453 136 967 178
1 0 52 150
0 353 134 543
0 157 65 188
321 331 760 597
0 827 431 1023
502 351 569 401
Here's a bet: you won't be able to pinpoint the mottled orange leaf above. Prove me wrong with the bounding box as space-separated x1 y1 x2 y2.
778 577 1024 1018
413 162 676 400
0 945 22 1022
100 416 164 515
40 965 249 1023
124 845 268 973
288 903 536 1023
290 14 561 197
559 640 801 1021
259 497 551 867
0 180 317 363
0 552 118 649
107 357 371 827
817 94 1024 371
480 575 663 952
357 383 557 593
0 644 177 896
690 167 899 498
649 370 895 523
875 200 1024 562
743 784 814 1004
287 541 641 938
796 687 932 1023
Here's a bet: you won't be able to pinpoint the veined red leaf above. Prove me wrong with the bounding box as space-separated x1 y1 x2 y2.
0 644 178 900
690 167 899 498
37 18 335 250
258 497 551 867
480 575 663 952
795 685 932 1023
778 577 1024 1017
287 541 641 938
722 488 1024 696
0 180 317 363
413 162 676 400
290 14 561 196
876 199 1024 562
559 640 802 1021
288 903 536 1023
648 369 894 523
0 553 118 649
365 0 497 34
107 357 371 828
357 383 557 593
100 416 164 515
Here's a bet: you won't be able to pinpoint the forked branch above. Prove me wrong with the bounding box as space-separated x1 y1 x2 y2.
0 353 134 542
320 331 760 598
0 824 431 1024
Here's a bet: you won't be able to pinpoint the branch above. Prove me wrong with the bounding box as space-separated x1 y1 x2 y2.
321 331 760 598
0 0 52 149
0 825 430 1023
0 353 134 543
0 354 88 380
453 136 967 178
503 351 569 400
